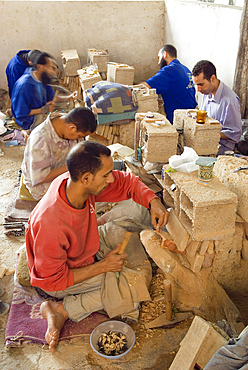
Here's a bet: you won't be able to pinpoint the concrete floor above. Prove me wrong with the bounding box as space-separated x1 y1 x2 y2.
0 141 192 370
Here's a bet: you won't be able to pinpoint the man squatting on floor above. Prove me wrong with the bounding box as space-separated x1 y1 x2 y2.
26 141 169 353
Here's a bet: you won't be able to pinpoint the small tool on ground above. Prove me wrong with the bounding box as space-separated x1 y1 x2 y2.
145 279 193 329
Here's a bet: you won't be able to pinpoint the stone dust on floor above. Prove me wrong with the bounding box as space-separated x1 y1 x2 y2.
0 142 192 370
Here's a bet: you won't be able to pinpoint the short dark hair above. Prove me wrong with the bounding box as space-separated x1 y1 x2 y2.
65 107 97 133
67 141 111 182
34 52 55 67
27 49 42 65
160 44 177 59
192 60 217 81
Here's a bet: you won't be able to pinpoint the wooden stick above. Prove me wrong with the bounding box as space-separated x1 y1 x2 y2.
118 231 132 254
163 279 172 320
134 119 140 160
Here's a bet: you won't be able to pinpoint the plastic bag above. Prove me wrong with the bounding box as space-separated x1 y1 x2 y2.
169 147 199 173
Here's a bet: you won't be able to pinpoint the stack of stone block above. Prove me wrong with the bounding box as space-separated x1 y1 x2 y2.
89 121 135 148
87 48 109 73
173 109 222 156
133 84 159 113
107 62 134 85
63 75 82 100
77 68 102 101
136 112 178 165
154 165 238 273
61 49 82 100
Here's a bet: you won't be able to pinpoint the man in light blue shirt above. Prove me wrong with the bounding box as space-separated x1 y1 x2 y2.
192 60 242 155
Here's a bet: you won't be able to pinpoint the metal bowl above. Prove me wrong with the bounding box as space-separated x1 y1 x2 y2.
90 320 136 359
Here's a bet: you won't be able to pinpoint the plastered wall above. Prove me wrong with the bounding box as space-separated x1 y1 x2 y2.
0 0 165 89
164 0 243 89
0 1 243 92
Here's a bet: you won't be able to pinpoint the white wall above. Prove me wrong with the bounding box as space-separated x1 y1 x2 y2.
0 0 165 89
0 1 243 92
164 0 243 89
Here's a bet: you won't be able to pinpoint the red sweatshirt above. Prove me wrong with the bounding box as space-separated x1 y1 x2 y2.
26 171 157 291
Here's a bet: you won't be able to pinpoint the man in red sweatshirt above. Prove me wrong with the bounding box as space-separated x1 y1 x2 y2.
26 140 168 353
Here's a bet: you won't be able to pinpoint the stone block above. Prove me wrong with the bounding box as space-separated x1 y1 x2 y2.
133 84 159 113
78 68 102 91
162 166 238 241
136 112 178 164
87 48 109 73
61 49 81 77
107 62 134 85
214 156 248 223
173 109 222 156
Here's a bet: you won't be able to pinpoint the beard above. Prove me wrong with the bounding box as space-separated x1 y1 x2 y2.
41 72 57 85
159 58 167 69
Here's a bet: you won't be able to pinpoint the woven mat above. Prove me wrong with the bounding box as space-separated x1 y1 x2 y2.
5 278 109 347
3 182 38 223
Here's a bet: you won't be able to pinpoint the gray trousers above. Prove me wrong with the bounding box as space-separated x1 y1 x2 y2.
45 200 152 323
204 327 248 370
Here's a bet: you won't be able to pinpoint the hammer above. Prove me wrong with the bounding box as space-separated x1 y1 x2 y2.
112 217 148 278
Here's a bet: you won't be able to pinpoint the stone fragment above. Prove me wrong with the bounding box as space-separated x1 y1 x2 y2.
186 240 201 257
202 252 215 268
186 252 205 273
199 240 210 256
166 208 190 252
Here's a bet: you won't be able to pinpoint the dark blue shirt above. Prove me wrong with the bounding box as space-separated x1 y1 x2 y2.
11 69 55 129
6 50 31 98
146 59 197 123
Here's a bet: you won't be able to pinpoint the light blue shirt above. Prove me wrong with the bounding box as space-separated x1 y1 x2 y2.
201 80 242 154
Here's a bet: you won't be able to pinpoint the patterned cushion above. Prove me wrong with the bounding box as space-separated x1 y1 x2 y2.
85 81 137 124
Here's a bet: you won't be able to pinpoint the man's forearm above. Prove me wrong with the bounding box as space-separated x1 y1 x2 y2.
38 165 68 184
71 259 108 285
139 82 151 88
220 131 231 140
28 108 42 116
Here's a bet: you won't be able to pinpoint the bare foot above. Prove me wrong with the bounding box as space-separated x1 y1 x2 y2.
40 301 68 353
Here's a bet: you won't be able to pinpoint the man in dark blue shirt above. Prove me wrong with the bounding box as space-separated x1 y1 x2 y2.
143 44 197 123
11 52 57 131
6 49 41 99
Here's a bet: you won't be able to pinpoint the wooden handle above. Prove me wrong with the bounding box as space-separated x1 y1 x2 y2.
118 231 132 254
134 120 140 160
163 279 172 320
